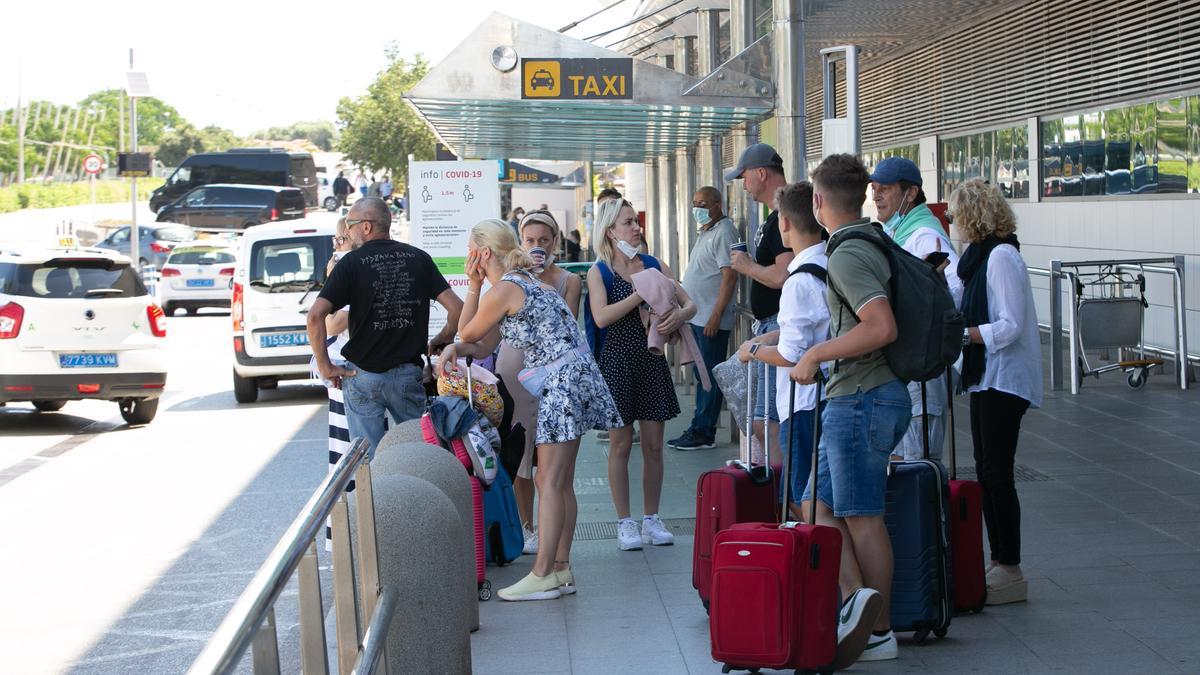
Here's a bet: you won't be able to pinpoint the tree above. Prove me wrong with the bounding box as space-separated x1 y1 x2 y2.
251 121 337 151
337 47 436 183
78 89 187 151
155 124 245 166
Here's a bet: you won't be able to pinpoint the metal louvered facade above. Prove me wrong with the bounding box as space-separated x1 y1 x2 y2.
804 0 1200 157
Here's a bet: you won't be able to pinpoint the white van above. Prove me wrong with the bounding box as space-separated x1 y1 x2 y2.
231 221 335 403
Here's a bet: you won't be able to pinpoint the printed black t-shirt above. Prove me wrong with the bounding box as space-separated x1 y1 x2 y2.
750 210 787 320
318 239 450 373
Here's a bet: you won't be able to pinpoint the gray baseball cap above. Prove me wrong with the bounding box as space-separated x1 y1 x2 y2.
724 143 784 181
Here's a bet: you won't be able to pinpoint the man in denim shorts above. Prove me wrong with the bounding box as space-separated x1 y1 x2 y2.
726 144 796 456
791 154 911 668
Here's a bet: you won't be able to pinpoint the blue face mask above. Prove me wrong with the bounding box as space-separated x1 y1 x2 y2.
692 207 712 226
883 209 903 235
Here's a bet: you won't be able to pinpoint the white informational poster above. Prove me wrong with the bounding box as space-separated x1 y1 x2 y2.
408 159 501 340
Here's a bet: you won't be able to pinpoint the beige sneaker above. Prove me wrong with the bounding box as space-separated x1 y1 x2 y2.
555 566 576 595
497 571 562 602
985 565 1027 605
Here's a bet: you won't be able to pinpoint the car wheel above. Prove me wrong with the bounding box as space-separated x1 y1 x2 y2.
163 302 176 316
185 307 198 316
119 398 159 425
233 369 258 403
324 197 338 211
32 400 66 412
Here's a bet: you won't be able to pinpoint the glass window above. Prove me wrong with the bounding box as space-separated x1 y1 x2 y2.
1013 124 1030 199
152 226 196 242
185 188 207 207
1157 98 1188 194
248 236 331 293
1104 107 1132 195
1189 95 1200 193
1130 103 1157 194
12 260 146 299
941 123 1027 198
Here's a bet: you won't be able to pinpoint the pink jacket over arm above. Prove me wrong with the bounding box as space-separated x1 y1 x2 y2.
630 267 711 391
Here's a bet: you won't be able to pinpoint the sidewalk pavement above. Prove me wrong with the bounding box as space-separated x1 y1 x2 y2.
471 358 1200 673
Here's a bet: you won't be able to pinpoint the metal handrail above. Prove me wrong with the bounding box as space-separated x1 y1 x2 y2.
189 437 386 675
351 587 397 675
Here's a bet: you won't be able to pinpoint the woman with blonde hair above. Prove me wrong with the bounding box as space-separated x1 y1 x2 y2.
495 210 583 555
441 219 620 601
587 199 697 551
950 178 1042 605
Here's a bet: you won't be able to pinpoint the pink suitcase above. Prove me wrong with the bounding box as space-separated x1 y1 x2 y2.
421 413 491 601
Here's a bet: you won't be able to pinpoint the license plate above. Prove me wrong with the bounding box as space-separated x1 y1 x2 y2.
59 353 118 368
259 332 309 348
187 278 215 287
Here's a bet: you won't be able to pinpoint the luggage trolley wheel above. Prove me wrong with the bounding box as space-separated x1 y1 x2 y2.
720 666 759 674
478 580 492 602
1127 368 1148 390
913 628 931 644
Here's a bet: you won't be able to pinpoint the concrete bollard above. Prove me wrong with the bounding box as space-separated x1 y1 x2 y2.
379 417 428 446
373 439 480 632
372 474 471 674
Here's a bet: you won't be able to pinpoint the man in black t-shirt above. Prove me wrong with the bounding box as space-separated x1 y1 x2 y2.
307 197 463 454
724 143 795 451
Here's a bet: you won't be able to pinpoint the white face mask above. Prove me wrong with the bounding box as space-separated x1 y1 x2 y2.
614 239 640 259
692 206 712 226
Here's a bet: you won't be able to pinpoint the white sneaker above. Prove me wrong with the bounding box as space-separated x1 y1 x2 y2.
640 514 674 546
617 518 642 551
858 630 898 662
833 587 884 670
522 525 538 555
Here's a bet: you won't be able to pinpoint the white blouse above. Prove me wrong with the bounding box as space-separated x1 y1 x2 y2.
969 244 1043 408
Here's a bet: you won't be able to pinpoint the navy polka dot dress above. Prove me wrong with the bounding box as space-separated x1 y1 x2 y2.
597 271 680 425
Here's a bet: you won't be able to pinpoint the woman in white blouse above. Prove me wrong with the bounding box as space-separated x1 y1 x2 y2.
950 179 1042 606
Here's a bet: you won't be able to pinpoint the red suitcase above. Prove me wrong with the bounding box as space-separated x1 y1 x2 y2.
710 378 843 674
944 370 987 613
421 414 490 600
693 360 780 610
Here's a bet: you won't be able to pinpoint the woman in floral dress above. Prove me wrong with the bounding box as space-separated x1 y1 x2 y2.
441 219 621 602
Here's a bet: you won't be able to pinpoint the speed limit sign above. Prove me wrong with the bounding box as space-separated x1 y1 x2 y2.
83 154 103 175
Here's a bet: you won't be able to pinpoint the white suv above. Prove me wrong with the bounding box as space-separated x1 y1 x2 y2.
0 247 168 424
160 243 238 316
231 221 335 403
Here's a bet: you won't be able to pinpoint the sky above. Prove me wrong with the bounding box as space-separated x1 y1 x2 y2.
0 0 631 135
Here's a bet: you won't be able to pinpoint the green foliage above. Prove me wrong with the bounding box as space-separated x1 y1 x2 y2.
78 89 186 151
156 124 245 166
0 178 164 214
252 120 337 151
337 47 436 183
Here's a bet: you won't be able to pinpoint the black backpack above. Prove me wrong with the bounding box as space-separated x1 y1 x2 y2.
825 224 964 383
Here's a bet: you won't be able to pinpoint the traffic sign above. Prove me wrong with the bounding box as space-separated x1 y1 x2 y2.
83 154 103 175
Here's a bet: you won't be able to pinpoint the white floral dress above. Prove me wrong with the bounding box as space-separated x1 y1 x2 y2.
498 270 622 444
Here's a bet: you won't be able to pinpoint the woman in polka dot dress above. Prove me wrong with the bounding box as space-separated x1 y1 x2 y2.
587 199 697 552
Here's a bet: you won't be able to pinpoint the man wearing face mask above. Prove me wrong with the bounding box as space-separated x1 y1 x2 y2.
870 157 964 461
726 143 796 457
668 186 739 450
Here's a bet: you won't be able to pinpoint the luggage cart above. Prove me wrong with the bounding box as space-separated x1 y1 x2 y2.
1074 267 1163 390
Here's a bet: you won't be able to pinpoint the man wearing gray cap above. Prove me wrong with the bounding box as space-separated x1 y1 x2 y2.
870 157 963 461
726 143 795 453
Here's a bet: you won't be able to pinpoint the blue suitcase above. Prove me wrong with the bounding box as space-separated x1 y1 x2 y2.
884 457 954 642
482 464 525 565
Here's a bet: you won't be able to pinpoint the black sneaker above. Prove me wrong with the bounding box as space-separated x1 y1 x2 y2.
833 587 883 670
669 430 715 450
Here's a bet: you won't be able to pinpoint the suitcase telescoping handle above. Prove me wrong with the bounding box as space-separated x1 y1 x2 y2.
920 380 930 460
783 372 824 526
465 354 475 409
945 368 957 480
743 357 773 487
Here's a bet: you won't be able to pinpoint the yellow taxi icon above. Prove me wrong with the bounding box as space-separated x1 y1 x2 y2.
524 61 561 97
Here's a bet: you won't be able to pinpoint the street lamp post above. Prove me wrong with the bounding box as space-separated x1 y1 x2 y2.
125 50 152 274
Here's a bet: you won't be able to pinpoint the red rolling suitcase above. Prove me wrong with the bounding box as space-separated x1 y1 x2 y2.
710 378 842 674
693 360 780 611
945 370 987 613
422 358 493 601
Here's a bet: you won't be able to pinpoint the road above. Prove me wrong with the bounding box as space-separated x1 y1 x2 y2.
0 207 369 674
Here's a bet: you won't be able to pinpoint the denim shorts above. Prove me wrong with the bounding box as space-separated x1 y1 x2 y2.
802 379 911 517
751 316 780 423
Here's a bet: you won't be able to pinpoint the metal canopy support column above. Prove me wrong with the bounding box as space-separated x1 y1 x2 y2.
656 155 675 262
644 159 659 259
773 0 806 181
672 35 697 274
729 0 759 241
696 9 724 191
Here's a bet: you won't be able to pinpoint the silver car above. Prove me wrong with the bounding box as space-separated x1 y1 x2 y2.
95 224 196 269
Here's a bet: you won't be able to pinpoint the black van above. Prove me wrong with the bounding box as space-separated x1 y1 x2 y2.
150 149 318 211
155 184 307 230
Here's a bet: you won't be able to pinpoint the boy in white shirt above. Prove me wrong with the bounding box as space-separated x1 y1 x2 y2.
738 181 830 521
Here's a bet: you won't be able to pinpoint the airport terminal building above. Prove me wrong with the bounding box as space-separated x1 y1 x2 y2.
408 0 1200 382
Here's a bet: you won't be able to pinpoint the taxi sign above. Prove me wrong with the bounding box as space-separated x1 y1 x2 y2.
521 58 632 100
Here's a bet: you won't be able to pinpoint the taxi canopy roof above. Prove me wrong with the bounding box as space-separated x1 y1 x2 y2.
404 13 773 163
